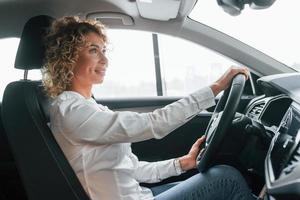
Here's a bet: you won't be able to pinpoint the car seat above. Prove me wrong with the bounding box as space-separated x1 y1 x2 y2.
1 15 90 200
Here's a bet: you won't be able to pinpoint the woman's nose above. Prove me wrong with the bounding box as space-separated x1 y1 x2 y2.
99 53 108 65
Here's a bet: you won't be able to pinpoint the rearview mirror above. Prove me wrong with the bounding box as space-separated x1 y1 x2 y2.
217 0 276 16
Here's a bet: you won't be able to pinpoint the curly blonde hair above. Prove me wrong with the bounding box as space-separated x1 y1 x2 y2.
42 16 107 98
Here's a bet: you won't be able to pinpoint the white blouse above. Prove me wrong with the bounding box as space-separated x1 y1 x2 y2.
49 87 215 200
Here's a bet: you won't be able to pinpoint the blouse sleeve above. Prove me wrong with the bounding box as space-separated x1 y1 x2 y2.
133 159 182 183
53 87 215 145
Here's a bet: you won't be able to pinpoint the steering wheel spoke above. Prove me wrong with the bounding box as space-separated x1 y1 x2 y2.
206 111 223 143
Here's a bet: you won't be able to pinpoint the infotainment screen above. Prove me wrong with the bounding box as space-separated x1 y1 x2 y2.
270 103 300 179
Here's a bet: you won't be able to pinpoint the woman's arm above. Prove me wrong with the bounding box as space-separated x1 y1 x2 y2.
54 87 215 145
132 159 182 183
132 136 206 183
53 66 248 145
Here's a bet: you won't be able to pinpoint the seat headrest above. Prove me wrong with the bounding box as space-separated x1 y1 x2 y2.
14 15 54 70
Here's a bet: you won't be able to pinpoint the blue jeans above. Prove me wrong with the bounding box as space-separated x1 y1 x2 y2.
151 165 256 200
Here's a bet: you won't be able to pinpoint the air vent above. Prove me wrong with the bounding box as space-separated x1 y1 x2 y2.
281 143 300 177
248 102 265 119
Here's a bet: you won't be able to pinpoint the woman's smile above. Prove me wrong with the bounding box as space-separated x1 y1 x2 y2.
94 67 106 76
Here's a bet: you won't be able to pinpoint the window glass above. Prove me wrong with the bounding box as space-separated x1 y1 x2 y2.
93 30 239 97
158 34 236 96
189 1 300 71
0 38 22 100
27 69 42 80
0 38 43 100
92 30 157 98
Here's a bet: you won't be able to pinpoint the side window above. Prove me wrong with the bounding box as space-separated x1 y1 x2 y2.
92 30 157 98
0 38 22 100
158 34 235 96
93 30 238 97
0 38 42 100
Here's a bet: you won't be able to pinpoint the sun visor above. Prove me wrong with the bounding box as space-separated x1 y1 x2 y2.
87 12 134 26
136 0 181 21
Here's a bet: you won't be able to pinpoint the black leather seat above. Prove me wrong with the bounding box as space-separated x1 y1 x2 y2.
1 15 90 200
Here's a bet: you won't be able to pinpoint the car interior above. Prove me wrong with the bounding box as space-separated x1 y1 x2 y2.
0 0 299 200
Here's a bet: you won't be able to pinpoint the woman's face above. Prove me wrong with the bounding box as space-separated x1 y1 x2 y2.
72 32 108 87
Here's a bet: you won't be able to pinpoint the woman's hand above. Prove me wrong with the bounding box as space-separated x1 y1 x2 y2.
178 135 206 171
210 66 249 96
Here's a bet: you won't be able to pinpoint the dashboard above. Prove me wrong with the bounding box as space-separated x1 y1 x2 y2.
245 73 300 200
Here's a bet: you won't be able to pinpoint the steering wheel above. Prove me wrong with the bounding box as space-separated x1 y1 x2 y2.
197 74 246 172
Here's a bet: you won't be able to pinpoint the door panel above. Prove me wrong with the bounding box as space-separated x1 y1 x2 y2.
132 113 211 161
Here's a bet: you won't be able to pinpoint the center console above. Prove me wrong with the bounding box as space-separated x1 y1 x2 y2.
265 102 300 200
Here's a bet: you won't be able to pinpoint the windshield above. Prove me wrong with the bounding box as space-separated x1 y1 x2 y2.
189 1 300 72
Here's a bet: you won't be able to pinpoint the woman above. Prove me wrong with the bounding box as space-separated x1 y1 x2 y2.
42 16 255 200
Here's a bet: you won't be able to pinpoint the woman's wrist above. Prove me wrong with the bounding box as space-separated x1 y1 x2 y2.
210 82 222 96
178 155 194 171
174 158 185 174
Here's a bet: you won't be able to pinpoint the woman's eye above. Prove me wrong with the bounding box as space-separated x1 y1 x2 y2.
89 48 98 54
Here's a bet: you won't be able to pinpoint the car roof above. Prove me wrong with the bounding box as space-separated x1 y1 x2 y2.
0 0 196 38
